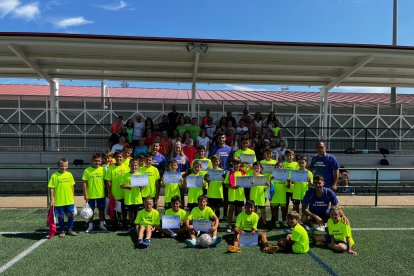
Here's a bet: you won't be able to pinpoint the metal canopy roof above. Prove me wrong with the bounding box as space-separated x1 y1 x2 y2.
1 32 414 87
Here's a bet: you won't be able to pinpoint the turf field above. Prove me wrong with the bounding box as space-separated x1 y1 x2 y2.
0 207 413 276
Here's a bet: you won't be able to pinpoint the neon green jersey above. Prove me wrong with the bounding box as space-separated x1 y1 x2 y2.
165 208 187 222
235 211 259 231
134 208 160 226
48 171 75 207
105 164 129 200
292 170 313 200
327 218 354 246
139 166 160 197
187 206 215 221
270 179 287 205
224 171 245 202
82 166 105 199
291 223 309 254
187 172 207 204
122 172 143 205
207 168 224 199
283 161 299 193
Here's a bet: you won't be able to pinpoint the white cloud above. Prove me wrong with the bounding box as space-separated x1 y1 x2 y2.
0 0 20 17
225 84 268 91
333 86 391 93
13 2 39 20
54 16 93 28
97 0 127 11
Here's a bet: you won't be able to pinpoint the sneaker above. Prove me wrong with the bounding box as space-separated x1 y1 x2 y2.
211 236 222 247
171 232 178 238
58 232 65 238
136 238 144 247
99 225 108 231
185 239 197 248
227 245 241 253
142 239 151 247
86 225 93 233
226 224 232 233
263 245 279 254
67 230 78 236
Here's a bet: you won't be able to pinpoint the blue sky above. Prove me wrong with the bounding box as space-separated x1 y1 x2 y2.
1 0 414 94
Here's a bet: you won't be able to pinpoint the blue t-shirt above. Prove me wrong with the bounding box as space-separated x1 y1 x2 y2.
170 155 190 173
134 146 148 157
152 153 166 172
303 187 339 217
209 144 232 171
310 154 339 188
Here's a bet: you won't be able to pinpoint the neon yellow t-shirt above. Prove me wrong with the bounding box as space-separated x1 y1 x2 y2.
260 159 277 180
187 172 207 204
122 157 131 167
270 179 287 205
139 166 160 198
207 168 224 199
176 125 188 137
291 223 309 254
235 211 259 231
82 166 105 199
187 206 215 221
165 208 187 222
105 164 129 200
192 158 212 172
249 176 267 207
122 172 143 205
283 161 299 193
188 125 201 140
224 171 245 202
48 171 75 207
163 172 181 203
327 219 354 246
134 208 160 226
292 170 313 200
234 149 257 164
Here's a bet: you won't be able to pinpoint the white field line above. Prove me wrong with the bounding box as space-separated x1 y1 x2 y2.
353 228 414 231
0 232 46 235
0 236 48 274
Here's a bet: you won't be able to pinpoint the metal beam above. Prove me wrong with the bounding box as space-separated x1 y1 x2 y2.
324 55 373 91
8 44 54 83
191 51 200 117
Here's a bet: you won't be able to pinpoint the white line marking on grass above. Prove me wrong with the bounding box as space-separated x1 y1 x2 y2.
0 232 46 235
353 228 414 231
0 238 47 274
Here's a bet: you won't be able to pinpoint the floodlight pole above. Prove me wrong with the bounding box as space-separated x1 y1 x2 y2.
391 0 398 104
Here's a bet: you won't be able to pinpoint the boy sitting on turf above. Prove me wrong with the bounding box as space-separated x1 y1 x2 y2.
185 195 221 247
135 196 161 247
162 196 188 239
228 200 277 253
269 211 309 254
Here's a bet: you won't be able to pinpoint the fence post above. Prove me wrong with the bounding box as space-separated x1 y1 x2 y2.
42 123 46 151
46 167 50 207
375 168 379 207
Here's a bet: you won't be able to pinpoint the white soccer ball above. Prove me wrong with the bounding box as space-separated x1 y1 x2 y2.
198 233 212 248
80 204 93 221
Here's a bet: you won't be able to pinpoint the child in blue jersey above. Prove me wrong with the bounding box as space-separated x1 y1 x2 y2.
48 158 77 237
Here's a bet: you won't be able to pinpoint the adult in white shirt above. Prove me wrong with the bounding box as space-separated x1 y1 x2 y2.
132 115 145 146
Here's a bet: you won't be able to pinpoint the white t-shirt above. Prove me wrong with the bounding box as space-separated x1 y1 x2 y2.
133 120 145 140
205 124 217 138
236 126 248 134
111 143 124 154
197 136 210 149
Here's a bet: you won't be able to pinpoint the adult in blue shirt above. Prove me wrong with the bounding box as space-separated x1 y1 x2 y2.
151 141 166 176
310 141 340 191
301 175 347 225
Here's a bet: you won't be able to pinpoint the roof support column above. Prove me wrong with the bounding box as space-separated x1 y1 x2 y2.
320 87 329 140
191 51 200 118
50 80 59 150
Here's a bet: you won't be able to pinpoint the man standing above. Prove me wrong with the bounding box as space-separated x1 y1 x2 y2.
167 105 179 135
310 141 339 191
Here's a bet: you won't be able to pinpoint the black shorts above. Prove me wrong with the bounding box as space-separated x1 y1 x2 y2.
285 192 293 204
229 200 244 208
223 186 229 202
208 198 223 207
124 204 144 212
187 203 198 211
256 205 266 209
292 199 302 205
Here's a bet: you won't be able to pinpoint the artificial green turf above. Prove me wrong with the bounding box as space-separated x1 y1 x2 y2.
1 207 413 275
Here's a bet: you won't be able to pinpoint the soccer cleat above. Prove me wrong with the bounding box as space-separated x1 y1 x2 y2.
67 230 78 236
86 225 94 233
142 239 151 247
99 224 108 231
226 224 232 233
185 239 197 248
211 236 222 247
58 232 65 238
227 245 241 253
263 245 279 254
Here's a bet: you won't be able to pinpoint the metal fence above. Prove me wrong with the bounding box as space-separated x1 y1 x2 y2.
0 122 413 153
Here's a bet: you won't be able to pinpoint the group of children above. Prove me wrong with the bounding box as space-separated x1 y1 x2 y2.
48 145 356 255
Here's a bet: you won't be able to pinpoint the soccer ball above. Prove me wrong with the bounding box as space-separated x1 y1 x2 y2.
198 233 212 248
80 204 93 221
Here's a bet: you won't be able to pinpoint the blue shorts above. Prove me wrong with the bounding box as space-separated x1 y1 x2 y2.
55 204 75 216
88 198 105 209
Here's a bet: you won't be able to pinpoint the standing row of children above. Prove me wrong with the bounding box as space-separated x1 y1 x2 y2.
48 142 356 254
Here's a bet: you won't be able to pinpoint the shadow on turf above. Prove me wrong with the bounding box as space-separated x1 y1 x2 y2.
2 232 47 240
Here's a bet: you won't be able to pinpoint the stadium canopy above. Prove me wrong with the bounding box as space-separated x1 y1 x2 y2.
1 32 414 137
